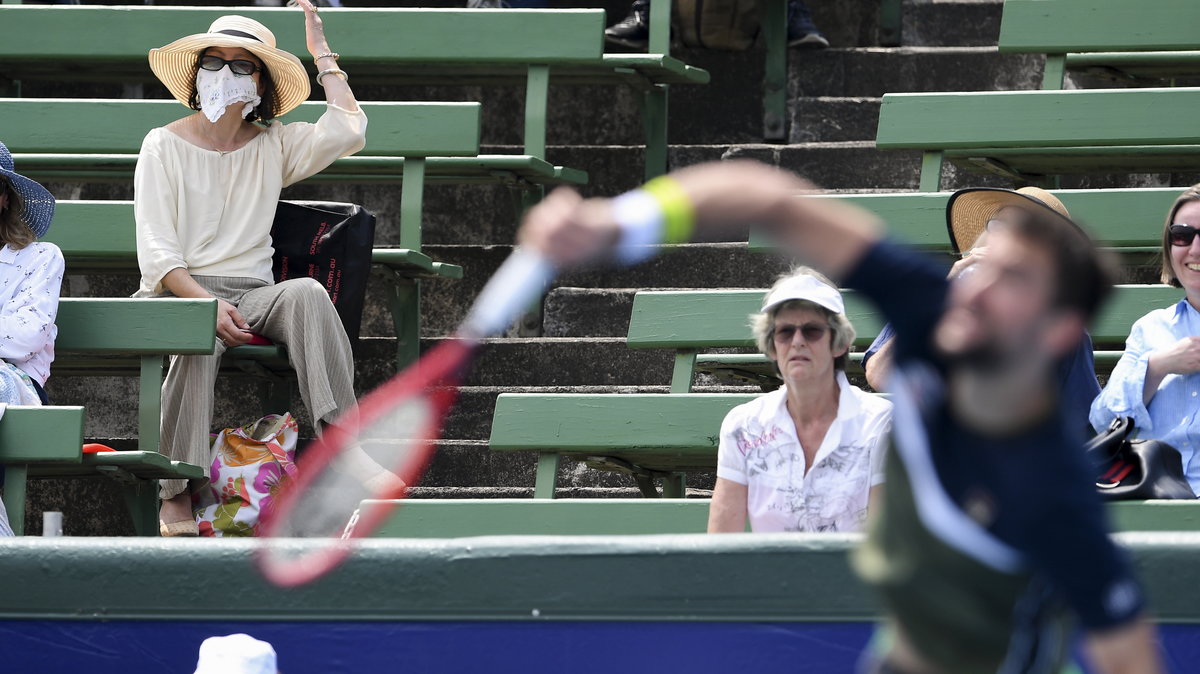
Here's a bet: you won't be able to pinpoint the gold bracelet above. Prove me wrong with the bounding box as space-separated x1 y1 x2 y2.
642 176 695 244
316 68 349 87
315 52 340 62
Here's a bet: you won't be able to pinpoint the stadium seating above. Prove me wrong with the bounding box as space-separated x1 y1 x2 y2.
0 5 707 180
875 87 1200 189
998 0 1200 89
491 284 1183 497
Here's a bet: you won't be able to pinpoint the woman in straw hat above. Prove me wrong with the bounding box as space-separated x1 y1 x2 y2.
0 140 66 536
707 267 892 533
135 0 369 536
1091 183 1200 497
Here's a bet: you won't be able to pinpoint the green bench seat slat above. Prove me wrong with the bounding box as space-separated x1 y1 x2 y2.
627 285 1180 351
997 0 1200 53
0 407 85 463
3 99 480 158
54 298 217 355
29 451 204 481
1064 52 1200 80
747 189 1182 253
363 498 712 538
876 88 1200 150
490 392 757 472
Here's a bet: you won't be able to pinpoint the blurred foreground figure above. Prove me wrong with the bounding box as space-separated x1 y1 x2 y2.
518 161 1162 674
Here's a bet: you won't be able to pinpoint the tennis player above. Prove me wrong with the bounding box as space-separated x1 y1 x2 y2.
518 161 1162 674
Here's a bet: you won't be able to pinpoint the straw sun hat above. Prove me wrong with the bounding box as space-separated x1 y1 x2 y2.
148 15 310 118
945 186 1076 255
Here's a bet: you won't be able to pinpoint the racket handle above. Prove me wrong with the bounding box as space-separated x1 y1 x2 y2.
461 247 555 338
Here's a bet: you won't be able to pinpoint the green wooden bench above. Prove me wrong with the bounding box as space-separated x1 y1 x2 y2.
747 188 1184 258
46 199 460 374
0 5 708 180
356 498 1200 538
999 0 1200 89
491 284 1182 497
874 87 1200 190
0 297 218 536
4 98 490 365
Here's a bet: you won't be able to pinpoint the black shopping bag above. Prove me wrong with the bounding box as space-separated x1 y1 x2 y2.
270 201 376 347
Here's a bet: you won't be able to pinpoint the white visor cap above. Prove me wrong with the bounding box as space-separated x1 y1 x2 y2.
760 274 844 315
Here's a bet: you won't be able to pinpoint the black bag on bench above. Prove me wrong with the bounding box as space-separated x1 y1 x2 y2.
1086 417 1195 500
270 201 376 348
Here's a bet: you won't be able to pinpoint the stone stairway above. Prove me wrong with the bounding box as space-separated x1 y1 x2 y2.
28 0 1163 531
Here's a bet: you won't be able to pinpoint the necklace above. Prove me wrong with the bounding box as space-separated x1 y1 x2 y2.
197 116 241 155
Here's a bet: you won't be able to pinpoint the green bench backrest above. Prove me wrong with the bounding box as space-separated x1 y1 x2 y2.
490 393 757 452
43 201 135 266
364 498 712 537
626 285 1183 351
0 99 481 158
749 189 1182 252
876 88 1200 151
54 298 217 355
0 7 604 75
998 0 1200 53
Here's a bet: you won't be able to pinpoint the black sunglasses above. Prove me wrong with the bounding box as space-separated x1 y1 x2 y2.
771 322 830 345
1169 224 1200 247
199 54 260 77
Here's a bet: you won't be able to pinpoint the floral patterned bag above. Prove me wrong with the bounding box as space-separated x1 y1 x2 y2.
193 413 299 537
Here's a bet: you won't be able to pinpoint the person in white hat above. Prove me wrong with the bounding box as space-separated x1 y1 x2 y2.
0 140 66 537
707 267 892 533
134 0 368 536
194 633 279 674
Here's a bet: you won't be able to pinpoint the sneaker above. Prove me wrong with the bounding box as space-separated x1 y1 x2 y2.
605 0 650 50
787 0 829 49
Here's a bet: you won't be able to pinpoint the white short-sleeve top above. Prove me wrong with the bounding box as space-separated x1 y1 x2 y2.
716 372 893 533
133 104 368 294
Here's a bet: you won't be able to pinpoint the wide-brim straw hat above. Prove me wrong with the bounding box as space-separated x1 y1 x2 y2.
945 186 1075 254
0 141 55 239
148 15 310 118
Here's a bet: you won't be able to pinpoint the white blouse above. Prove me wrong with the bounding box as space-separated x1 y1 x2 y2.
133 104 368 294
0 242 64 385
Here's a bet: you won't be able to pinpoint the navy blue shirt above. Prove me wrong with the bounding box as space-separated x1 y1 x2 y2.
846 239 1143 633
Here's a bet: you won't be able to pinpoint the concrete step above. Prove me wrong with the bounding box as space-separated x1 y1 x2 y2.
902 0 1003 48
791 97 881 143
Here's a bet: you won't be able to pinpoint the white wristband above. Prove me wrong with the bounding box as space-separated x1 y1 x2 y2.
612 190 664 266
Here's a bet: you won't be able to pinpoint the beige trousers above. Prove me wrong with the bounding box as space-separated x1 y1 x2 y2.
151 276 356 499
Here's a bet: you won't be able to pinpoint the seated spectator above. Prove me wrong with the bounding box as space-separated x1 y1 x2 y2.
863 187 1100 436
1091 183 1200 494
707 268 891 533
0 141 66 537
606 0 827 50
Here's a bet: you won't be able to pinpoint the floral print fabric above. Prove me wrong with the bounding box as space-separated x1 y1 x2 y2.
193 413 298 537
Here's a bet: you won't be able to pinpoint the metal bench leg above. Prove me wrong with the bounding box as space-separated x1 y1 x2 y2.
643 84 669 181
1041 54 1066 90
662 473 686 498
919 151 943 192
3 465 27 535
878 0 901 47
139 355 165 453
119 481 160 537
763 0 788 141
388 279 421 369
534 452 560 499
633 473 660 498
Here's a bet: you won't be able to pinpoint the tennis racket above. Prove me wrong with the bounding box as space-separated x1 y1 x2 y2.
256 247 555 587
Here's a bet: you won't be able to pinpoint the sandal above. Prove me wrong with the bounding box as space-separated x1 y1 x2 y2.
159 519 200 537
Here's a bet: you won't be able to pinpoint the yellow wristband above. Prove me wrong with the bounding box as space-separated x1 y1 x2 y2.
642 176 695 244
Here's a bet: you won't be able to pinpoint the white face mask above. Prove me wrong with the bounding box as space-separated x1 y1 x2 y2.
196 64 262 123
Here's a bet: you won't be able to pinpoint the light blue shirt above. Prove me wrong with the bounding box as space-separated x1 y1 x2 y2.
1090 298 1200 492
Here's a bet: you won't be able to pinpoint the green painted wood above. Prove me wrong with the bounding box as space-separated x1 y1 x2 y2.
0 7 605 69
746 189 1183 253
2 534 1200 621
1108 501 1200 531
364 498 710 537
29 451 203 480
534 453 561 499
138 355 163 455
54 298 217 354
626 285 1178 352
1041 54 1066 90
648 0 671 57
943 145 1200 178
0 407 84 463
998 0 1200 53
1065 52 1200 81
523 65 550 160
0 99 480 158
876 88 1200 150
761 0 787 141
490 393 757 472
3 465 26 536
642 85 669 181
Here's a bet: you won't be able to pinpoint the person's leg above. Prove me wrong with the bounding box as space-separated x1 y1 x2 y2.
787 0 829 48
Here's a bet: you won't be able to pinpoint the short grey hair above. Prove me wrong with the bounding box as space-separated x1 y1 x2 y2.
749 267 856 371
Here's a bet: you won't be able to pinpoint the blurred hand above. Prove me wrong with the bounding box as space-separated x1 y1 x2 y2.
518 187 619 269
949 246 986 279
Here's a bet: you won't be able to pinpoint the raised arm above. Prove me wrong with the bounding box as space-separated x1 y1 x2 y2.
519 161 883 282
297 0 360 112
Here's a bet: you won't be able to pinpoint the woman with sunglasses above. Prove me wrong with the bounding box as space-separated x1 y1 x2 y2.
135 2 369 536
707 268 892 533
1090 184 1200 496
